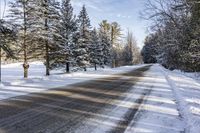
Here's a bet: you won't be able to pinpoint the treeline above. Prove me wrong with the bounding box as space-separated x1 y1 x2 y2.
141 0 200 72
0 0 141 78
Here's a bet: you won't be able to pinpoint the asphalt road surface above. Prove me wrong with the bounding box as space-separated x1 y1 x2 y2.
0 66 184 133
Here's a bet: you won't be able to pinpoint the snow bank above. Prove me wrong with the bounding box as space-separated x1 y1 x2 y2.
0 61 146 101
160 65 200 133
173 70 200 83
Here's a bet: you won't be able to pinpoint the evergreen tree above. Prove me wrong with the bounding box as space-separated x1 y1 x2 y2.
124 31 140 65
8 0 35 78
99 21 112 66
0 19 15 59
141 33 160 64
187 0 200 71
31 0 61 75
99 20 111 37
75 5 91 71
49 0 77 73
89 28 104 70
142 0 200 71
99 20 122 67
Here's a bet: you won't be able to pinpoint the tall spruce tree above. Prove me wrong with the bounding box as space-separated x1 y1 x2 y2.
99 21 112 66
89 28 104 70
31 0 61 75
75 5 91 71
50 0 77 73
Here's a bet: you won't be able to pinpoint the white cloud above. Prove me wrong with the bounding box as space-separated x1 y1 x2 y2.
117 14 132 19
71 0 103 12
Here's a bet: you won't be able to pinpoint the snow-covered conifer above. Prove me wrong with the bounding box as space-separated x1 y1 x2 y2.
99 24 112 66
89 28 104 70
8 0 36 78
30 0 61 76
75 5 91 71
49 0 77 73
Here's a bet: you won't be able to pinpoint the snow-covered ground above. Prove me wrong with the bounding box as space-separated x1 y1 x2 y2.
173 70 200 83
126 65 200 133
0 61 145 101
124 65 185 133
161 65 200 133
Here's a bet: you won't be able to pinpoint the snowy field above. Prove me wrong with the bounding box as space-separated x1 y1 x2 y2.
0 61 145 101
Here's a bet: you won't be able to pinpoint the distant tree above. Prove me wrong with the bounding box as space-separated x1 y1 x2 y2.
99 20 111 37
124 31 141 65
89 28 104 70
110 22 122 67
142 0 200 72
99 22 112 66
99 20 123 67
141 34 159 64
187 0 200 71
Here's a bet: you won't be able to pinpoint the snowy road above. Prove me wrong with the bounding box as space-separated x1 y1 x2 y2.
0 66 186 133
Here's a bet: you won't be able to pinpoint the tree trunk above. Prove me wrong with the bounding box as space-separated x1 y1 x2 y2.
45 19 50 76
95 63 97 71
111 26 115 68
44 0 50 76
0 48 2 82
23 2 29 78
23 35 29 78
45 41 50 76
84 67 87 71
23 63 29 78
112 60 116 68
66 62 70 73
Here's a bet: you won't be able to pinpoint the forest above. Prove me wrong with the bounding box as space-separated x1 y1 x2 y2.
0 0 141 78
141 0 200 72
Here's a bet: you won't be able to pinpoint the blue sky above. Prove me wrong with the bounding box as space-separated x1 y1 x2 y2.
71 0 148 48
1 0 148 48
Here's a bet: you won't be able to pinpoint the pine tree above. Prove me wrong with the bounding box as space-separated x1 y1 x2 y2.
89 28 104 70
61 0 77 73
8 0 35 78
75 5 91 71
99 20 111 37
99 21 112 66
50 0 77 73
110 22 122 67
31 0 61 76
99 20 122 67
0 19 15 59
